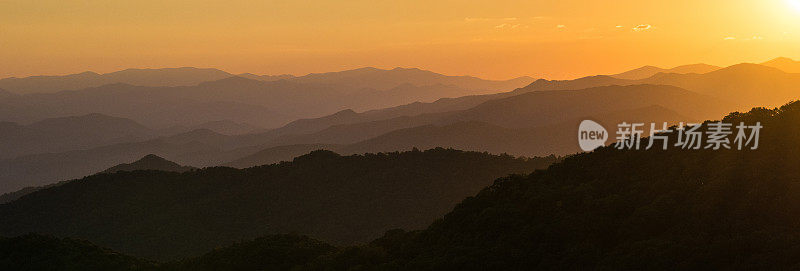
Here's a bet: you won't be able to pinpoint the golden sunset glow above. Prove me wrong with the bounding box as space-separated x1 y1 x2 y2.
789 0 800 12
1 0 799 79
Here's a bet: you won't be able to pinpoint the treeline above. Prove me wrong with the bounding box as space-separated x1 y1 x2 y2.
8 101 800 269
0 148 557 261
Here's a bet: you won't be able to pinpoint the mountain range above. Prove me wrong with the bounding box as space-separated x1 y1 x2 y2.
0 67 233 94
1 59 798 196
0 114 156 160
0 149 558 260
0 68 534 129
5 94 800 270
2 61 792 194
761 57 800 73
609 63 721 80
0 154 194 205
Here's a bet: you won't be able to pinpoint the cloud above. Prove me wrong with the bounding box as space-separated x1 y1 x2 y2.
752 36 764 40
495 23 524 29
633 24 652 32
556 24 566 29
465 17 521 22
615 25 624 28
724 37 736 40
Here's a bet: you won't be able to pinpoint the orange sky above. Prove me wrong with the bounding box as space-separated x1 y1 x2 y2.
1 0 799 80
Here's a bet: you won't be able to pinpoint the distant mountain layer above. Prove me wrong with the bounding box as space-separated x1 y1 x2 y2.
0 84 720 193
290 100 800 270
102 154 195 174
761 57 800 73
523 63 800 111
0 128 247 193
1 62 794 195
0 154 194 204
290 67 534 91
9 101 800 270
0 67 234 94
0 113 157 160
0 68 533 129
0 148 559 261
610 63 721 80
224 144 337 168
194 100 800 270
278 62 793 138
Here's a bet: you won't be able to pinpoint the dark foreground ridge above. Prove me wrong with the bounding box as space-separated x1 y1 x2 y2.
5 101 800 270
0 148 557 261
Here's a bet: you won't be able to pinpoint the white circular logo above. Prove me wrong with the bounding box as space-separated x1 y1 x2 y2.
578 120 608 152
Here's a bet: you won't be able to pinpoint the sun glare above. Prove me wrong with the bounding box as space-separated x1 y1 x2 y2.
789 0 800 12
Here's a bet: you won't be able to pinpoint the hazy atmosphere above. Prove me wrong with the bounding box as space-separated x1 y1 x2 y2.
3 1 800 270
2 0 799 79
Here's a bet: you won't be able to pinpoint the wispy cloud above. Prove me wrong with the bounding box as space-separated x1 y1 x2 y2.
495 23 524 29
465 17 520 22
724 36 737 40
556 24 566 29
633 24 652 32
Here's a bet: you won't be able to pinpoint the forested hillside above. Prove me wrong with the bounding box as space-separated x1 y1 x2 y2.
0 149 557 261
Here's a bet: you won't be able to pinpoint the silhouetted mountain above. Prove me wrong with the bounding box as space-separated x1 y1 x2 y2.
0 181 68 205
236 73 296 81
0 149 558 260
0 67 234 94
165 234 335 271
644 63 800 109
0 113 157 160
523 63 800 111
102 154 195 174
761 57 800 73
0 82 289 129
291 67 534 92
0 155 194 204
519 75 628 92
0 83 723 194
268 93 502 136
339 105 690 157
0 234 156 271
31 100 800 270
224 144 337 168
157 120 261 136
245 104 688 165
0 128 242 193
189 100 800 270
261 84 718 150
0 71 523 129
304 101 800 270
189 120 260 135
446 84 719 128
611 63 720 80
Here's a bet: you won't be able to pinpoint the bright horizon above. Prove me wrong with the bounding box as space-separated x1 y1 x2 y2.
2 0 799 80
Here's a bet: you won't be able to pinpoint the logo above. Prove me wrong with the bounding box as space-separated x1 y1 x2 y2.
578 120 608 151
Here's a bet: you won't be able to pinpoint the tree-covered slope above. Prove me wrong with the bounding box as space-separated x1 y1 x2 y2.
308 101 800 270
163 234 336 271
0 148 557 261
0 234 155 271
